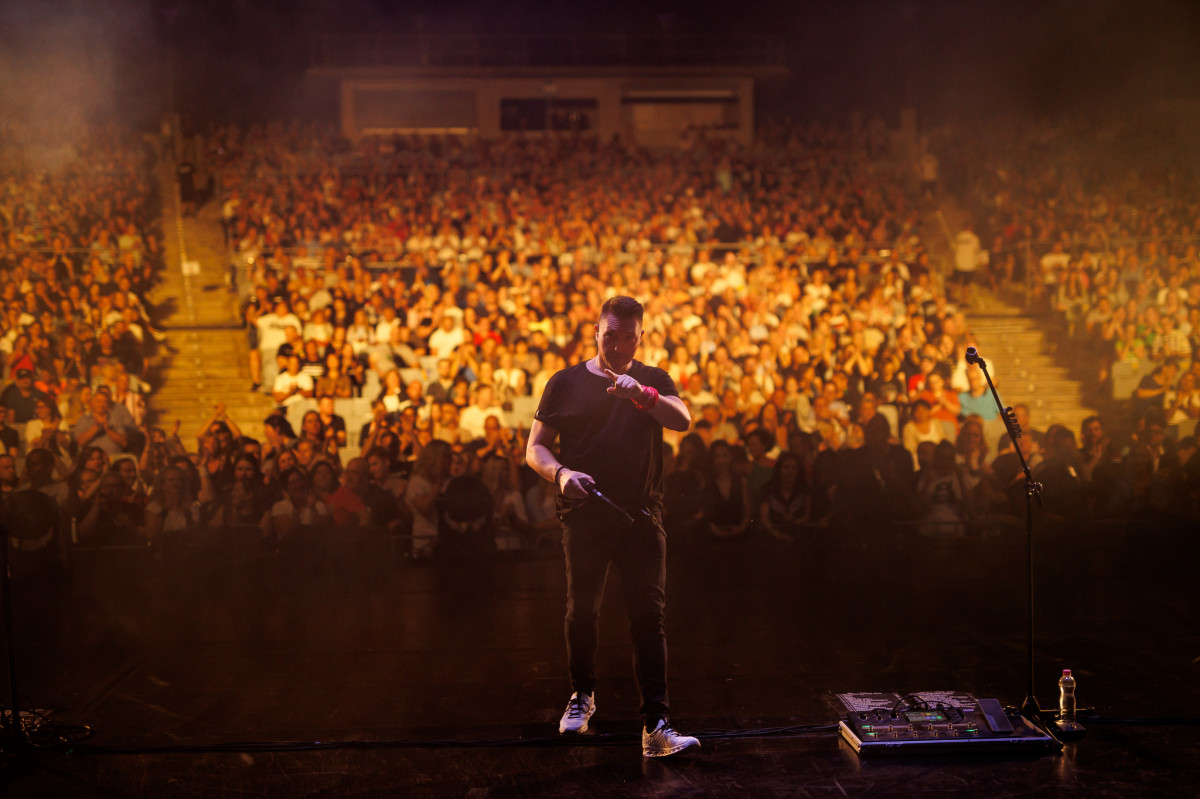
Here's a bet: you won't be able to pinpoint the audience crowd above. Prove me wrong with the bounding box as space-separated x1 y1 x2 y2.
4 118 1198 570
936 114 1200 516
0 123 168 542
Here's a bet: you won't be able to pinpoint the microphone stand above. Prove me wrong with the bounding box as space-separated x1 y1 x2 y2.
966 347 1045 721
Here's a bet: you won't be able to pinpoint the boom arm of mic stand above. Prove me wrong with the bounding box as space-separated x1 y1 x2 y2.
969 349 1044 721
975 357 1042 503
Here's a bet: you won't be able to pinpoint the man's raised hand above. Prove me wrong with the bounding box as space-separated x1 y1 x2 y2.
603 368 643 400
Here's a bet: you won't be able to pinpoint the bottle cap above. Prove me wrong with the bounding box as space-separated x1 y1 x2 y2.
1062 669 1071 676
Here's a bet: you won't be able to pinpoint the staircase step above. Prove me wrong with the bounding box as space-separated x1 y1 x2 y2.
148 161 265 438
956 286 1101 434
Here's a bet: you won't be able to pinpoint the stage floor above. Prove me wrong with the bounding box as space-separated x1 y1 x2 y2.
3 521 1198 797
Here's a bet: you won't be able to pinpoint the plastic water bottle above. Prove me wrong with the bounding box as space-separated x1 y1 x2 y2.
1056 669 1085 735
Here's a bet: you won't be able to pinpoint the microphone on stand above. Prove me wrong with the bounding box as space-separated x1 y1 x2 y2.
965 346 984 367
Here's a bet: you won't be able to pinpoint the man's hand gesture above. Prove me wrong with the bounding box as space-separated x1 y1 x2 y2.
557 468 594 500
603 368 643 401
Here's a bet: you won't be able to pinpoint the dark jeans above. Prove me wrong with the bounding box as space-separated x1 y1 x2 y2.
562 505 668 726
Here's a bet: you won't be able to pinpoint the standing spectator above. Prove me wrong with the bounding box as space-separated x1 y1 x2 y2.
209 454 272 528
0 454 17 499
955 417 991 490
916 441 969 538
757 451 810 540
72 391 134 455
702 440 752 539
342 456 404 532
480 453 527 550
952 225 981 306
144 465 203 540
18 449 70 558
77 470 145 545
834 414 916 528
311 459 369 528
438 455 495 556
405 439 452 557
112 454 149 508
0 415 19 458
744 428 776 512
2 368 49 423
366 445 407 501
267 468 332 542
662 433 707 538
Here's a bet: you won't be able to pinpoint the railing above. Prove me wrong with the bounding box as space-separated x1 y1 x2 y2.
227 240 906 306
986 234 1200 311
309 33 786 71
0 246 166 268
52 511 1199 574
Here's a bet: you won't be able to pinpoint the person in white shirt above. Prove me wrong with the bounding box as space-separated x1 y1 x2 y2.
257 301 302 390
458 384 506 441
953 225 981 306
428 314 466 361
375 305 400 345
272 355 314 407
257 301 302 358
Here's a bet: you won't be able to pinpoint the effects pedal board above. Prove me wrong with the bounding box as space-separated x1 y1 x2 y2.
837 691 1059 756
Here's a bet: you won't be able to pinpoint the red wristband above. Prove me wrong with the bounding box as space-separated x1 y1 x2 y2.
631 385 658 410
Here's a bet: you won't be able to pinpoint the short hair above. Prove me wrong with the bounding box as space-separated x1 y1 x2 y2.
365 446 391 463
281 467 310 489
746 428 774 449
865 413 891 439
599 295 643 323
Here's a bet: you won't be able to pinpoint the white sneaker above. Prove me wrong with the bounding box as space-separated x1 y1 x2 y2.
642 719 700 757
558 692 595 734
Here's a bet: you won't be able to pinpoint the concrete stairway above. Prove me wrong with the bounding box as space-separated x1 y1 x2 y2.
918 199 1098 438
148 160 274 442
965 289 1098 437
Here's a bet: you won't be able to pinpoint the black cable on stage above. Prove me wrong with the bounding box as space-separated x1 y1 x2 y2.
1068 716 1200 726
13 723 839 756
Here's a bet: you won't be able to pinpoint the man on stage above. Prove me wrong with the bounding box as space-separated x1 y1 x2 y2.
526 295 699 758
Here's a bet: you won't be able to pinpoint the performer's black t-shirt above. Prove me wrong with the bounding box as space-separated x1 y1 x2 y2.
535 359 678 515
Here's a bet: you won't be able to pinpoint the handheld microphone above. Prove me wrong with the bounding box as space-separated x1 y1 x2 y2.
584 484 635 525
